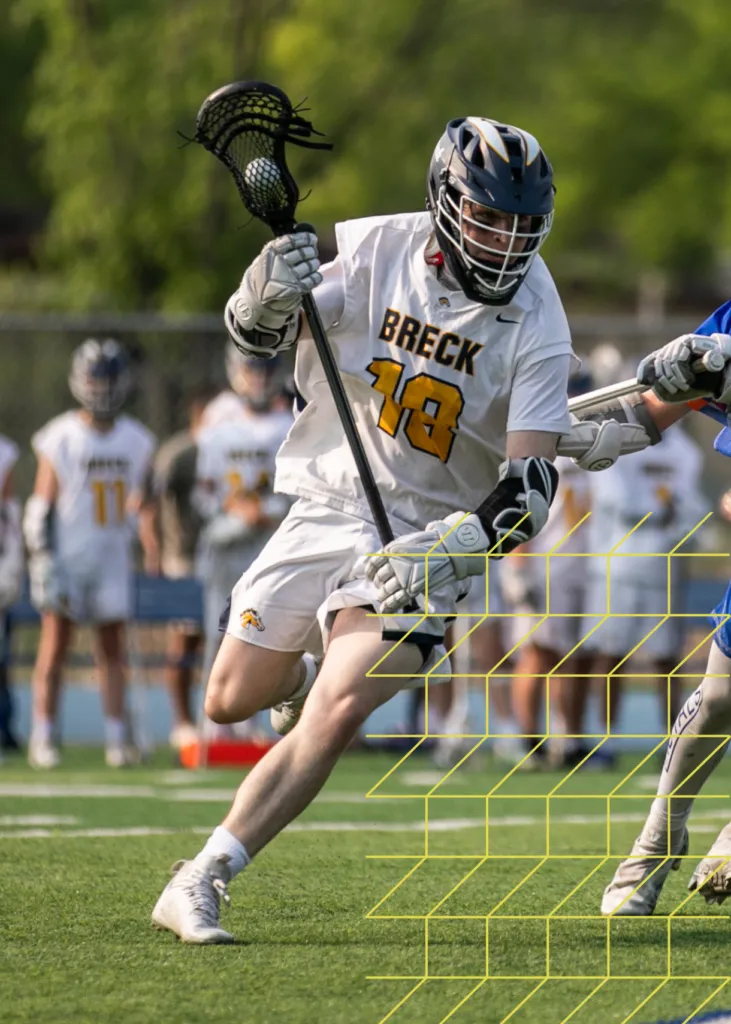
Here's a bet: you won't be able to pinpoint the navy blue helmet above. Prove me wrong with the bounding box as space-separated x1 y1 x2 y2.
427 117 555 305
68 338 132 417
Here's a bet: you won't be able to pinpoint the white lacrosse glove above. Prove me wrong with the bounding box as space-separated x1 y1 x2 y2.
367 457 559 613
637 333 731 404
225 231 321 359
28 551 67 614
556 414 650 471
366 512 489 615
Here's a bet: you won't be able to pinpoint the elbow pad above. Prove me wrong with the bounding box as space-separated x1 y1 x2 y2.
23 495 54 555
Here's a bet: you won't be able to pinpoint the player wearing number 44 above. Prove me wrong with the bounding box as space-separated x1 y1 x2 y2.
151 116 650 944
24 340 156 771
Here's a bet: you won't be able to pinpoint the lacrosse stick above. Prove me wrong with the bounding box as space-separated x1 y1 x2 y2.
192 80 396 547
568 350 726 415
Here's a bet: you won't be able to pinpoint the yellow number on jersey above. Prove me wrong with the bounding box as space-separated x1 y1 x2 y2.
563 485 591 528
91 479 127 526
367 358 465 463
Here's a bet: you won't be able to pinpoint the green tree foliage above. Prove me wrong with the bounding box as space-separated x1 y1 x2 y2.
11 0 731 310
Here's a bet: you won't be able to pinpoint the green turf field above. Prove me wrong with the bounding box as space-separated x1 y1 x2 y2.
2 747 731 1023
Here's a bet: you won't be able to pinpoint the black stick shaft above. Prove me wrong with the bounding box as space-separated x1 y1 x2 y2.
300 291 395 546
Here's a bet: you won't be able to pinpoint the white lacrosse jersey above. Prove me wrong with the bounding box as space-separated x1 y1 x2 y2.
32 411 156 571
274 211 574 530
585 426 707 585
201 390 246 429
196 408 293 514
0 435 18 493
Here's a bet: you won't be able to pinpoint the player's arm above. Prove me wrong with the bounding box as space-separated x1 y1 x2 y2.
0 466 24 608
137 466 161 576
23 454 62 612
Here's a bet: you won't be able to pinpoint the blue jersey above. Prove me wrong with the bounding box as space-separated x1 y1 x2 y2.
695 301 731 654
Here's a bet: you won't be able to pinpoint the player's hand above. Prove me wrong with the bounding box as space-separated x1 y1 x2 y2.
366 513 489 614
556 415 650 471
233 232 321 332
637 333 731 404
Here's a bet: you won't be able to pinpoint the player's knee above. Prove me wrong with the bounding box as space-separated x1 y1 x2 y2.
204 670 255 724
305 690 368 750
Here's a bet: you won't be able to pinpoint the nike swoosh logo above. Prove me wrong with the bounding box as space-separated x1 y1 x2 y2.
496 314 521 324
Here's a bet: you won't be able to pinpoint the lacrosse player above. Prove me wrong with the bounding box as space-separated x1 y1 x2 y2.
152 116 651 943
194 344 293 714
24 339 156 769
0 434 23 754
138 382 215 750
582 310 731 915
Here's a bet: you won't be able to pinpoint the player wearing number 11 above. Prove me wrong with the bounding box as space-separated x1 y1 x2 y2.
152 116 651 943
24 340 155 769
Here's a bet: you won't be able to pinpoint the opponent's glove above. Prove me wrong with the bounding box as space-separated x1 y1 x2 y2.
556 414 650 471
366 512 489 615
367 457 558 613
225 231 321 359
637 333 731 404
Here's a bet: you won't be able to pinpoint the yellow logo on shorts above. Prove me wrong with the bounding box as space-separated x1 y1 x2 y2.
240 608 265 632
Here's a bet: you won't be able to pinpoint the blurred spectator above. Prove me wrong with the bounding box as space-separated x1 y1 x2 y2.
138 381 217 750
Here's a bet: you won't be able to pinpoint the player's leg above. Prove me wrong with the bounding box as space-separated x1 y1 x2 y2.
94 621 136 767
602 641 731 915
0 612 19 751
166 624 202 748
29 611 74 768
152 607 430 943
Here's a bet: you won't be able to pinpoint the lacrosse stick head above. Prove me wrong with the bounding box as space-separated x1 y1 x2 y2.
193 80 332 235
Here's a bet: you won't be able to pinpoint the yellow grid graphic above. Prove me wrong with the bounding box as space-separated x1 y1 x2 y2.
363 510 731 1023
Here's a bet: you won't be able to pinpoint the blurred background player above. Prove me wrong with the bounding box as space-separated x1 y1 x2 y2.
193 344 293 733
500 369 594 769
0 433 24 754
581 421 708 767
24 339 156 769
138 381 215 751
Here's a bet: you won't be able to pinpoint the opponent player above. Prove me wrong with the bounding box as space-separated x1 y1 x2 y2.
25 339 156 769
194 344 293 701
0 433 24 753
583 318 731 915
151 116 649 943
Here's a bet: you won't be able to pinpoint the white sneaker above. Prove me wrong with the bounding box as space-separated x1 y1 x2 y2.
28 737 61 770
169 723 199 750
152 854 234 944
105 743 139 768
271 654 319 736
601 828 689 916
688 821 731 904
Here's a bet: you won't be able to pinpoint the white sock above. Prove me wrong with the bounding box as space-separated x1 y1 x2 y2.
288 653 318 701
32 717 54 744
105 717 126 748
196 826 251 879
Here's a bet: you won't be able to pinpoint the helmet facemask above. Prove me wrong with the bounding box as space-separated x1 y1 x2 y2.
434 184 553 304
69 340 131 419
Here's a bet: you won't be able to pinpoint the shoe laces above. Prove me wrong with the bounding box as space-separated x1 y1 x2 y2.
172 860 231 924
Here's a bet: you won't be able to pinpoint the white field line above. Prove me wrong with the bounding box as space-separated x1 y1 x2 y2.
0 815 78 826
0 812 728 840
0 783 368 804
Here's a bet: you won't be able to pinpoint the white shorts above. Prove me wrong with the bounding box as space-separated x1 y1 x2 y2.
460 560 505 618
579 577 680 660
224 498 460 662
57 557 133 624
